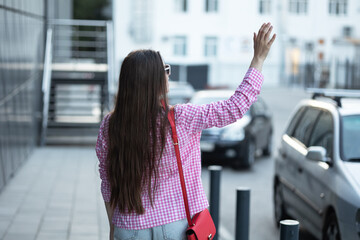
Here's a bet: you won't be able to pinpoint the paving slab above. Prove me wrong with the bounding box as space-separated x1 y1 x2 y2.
0 147 108 240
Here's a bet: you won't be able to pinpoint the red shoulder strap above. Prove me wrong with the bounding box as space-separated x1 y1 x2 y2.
166 106 193 227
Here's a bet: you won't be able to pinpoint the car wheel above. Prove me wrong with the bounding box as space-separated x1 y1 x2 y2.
244 139 255 168
263 133 272 156
232 157 242 170
274 182 287 227
232 148 243 169
323 212 341 240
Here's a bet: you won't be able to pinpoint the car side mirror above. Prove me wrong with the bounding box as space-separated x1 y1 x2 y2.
306 146 330 163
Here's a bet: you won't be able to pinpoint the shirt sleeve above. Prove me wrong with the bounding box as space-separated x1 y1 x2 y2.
174 68 263 135
96 113 111 203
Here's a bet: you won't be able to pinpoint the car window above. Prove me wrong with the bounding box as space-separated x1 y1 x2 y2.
286 107 305 136
291 107 321 147
308 111 333 158
192 96 250 116
251 102 258 115
191 96 227 105
341 115 360 161
252 98 266 115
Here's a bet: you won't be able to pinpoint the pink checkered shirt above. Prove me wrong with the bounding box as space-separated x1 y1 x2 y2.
96 67 264 230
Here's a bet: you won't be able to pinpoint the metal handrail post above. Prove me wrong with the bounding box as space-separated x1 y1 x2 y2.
40 28 53 146
106 21 115 111
46 19 113 126
235 187 250 240
48 19 108 27
209 165 222 240
280 220 299 240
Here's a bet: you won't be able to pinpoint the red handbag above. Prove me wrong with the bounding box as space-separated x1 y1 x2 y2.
166 106 216 240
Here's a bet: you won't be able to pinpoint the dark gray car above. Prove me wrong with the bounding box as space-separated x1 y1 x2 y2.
191 90 273 169
273 89 360 240
168 80 195 105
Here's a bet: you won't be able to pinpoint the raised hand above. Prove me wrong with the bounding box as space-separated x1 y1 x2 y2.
250 22 276 72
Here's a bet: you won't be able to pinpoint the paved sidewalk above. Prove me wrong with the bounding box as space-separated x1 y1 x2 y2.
0 147 109 240
0 86 311 240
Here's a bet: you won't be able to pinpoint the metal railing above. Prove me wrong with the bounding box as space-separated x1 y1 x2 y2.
48 19 116 108
40 19 116 145
49 19 109 63
40 28 53 146
106 21 116 109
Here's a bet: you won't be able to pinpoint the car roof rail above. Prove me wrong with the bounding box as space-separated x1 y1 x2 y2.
306 88 360 107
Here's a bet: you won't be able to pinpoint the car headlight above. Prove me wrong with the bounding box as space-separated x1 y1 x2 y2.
221 127 245 141
356 209 360 237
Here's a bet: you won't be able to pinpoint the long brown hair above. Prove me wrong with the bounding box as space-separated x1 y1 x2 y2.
107 50 169 214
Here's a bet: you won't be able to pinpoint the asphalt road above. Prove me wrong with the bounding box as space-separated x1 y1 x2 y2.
200 86 319 240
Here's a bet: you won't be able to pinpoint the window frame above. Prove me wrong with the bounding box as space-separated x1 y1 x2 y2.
286 106 306 136
204 36 218 57
175 0 188 12
205 0 218 13
259 0 272 14
288 0 308 14
328 0 348 16
340 114 360 161
307 110 334 158
290 107 322 147
173 36 187 56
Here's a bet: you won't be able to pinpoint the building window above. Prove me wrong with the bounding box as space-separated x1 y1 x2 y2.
205 0 218 12
175 0 187 12
289 0 308 14
329 0 348 15
204 37 217 57
173 36 187 56
342 26 352 37
259 0 271 14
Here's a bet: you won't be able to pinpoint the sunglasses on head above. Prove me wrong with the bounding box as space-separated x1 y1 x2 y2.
164 64 171 76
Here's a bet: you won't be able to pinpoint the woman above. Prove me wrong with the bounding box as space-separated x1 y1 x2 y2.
96 23 276 240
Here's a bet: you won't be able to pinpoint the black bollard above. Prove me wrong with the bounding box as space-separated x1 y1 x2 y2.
235 187 250 240
280 220 299 240
209 165 222 240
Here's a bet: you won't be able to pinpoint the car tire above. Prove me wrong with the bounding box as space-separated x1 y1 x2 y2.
323 212 341 240
232 148 243 169
232 158 242 170
274 182 288 228
244 139 255 168
263 133 272 156
232 140 255 169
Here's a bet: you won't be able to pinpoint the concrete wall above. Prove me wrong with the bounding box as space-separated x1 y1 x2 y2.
0 0 73 192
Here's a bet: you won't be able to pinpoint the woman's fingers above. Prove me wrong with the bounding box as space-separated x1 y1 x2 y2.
257 23 266 40
257 23 270 43
268 33 276 47
264 26 273 42
261 23 272 40
256 23 275 44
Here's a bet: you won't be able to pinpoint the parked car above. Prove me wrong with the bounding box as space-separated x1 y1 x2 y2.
190 90 273 168
168 80 195 105
273 89 360 240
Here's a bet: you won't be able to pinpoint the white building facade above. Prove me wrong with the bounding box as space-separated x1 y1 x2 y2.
113 0 360 88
